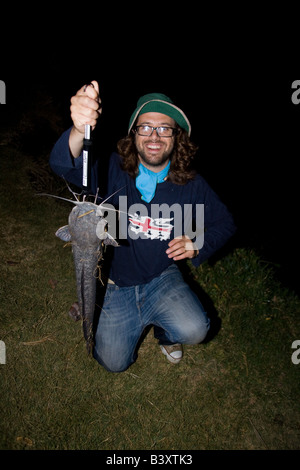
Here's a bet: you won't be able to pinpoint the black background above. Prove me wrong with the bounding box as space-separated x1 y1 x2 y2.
1 32 299 296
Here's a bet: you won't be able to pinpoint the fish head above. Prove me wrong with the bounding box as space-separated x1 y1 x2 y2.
55 201 119 248
68 202 103 247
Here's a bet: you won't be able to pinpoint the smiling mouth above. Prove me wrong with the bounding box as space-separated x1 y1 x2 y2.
146 144 163 151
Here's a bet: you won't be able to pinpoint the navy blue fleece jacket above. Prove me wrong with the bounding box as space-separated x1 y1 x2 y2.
49 128 236 286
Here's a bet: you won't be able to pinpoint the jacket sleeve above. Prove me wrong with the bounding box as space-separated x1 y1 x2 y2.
49 127 98 193
191 179 236 267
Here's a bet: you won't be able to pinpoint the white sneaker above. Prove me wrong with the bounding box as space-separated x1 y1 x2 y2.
160 344 183 364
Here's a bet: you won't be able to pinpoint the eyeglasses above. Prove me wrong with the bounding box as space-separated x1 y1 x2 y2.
134 125 178 138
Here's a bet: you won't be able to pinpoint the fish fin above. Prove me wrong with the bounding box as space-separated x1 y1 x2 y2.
103 232 119 247
55 225 72 242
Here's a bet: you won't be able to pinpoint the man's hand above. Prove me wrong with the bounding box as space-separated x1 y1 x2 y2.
69 81 101 157
70 80 101 134
166 235 199 261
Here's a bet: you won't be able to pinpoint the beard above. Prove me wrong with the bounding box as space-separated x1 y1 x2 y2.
138 149 171 167
135 139 174 168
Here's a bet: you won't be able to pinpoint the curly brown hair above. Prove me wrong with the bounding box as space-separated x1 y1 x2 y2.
117 128 198 185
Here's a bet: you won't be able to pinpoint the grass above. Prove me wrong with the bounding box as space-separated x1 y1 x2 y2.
0 141 300 451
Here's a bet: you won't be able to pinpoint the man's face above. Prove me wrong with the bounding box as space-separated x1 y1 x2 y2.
134 112 176 171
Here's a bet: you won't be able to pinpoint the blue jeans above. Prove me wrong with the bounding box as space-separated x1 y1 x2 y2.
93 264 210 372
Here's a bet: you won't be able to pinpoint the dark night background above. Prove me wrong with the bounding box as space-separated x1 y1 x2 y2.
1 39 299 296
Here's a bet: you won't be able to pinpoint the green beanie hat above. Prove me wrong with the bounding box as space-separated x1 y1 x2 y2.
128 93 191 136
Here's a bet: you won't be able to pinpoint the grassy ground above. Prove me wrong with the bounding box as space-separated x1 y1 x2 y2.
0 143 299 451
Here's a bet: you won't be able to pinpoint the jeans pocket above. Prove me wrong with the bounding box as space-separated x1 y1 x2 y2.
103 284 119 307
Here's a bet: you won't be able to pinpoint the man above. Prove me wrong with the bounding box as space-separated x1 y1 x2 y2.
50 81 236 372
